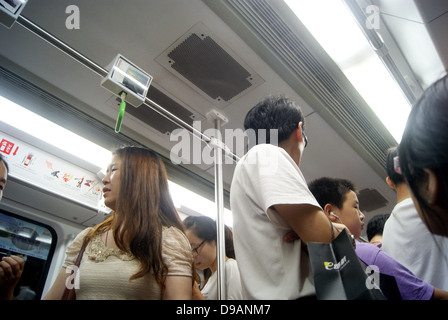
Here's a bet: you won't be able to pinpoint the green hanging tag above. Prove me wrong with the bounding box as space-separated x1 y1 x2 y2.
115 92 126 133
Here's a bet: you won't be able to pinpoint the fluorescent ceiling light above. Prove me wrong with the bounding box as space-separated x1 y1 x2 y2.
0 95 111 169
284 0 411 142
169 181 233 227
0 95 233 224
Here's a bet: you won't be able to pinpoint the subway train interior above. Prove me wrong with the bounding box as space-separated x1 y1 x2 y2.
0 0 447 300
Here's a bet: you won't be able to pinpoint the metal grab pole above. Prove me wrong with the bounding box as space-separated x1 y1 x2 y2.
13 10 239 300
16 15 108 78
15 18 237 300
214 118 227 300
17 14 210 142
15 15 241 163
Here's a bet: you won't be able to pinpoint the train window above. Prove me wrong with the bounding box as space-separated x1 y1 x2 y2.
0 209 57 300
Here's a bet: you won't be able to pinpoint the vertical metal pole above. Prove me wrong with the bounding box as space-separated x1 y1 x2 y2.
214 118 227 300
14 12 241 300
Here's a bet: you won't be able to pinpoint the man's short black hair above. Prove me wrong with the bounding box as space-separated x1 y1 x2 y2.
244 95 305 146
308 177 358 209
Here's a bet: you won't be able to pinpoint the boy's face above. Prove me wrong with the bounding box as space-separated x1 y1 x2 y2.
334 190 365 238
0 161 7 201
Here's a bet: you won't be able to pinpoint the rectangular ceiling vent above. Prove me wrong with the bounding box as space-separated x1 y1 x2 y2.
156 22 264 108
357 188 389 212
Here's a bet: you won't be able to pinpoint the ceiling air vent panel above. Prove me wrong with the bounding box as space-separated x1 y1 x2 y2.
357 188 389 212
156 22 264 108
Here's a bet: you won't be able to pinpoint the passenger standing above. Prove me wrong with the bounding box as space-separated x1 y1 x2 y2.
183 215 242 300
397 74 448 238
382 147 448 290
366 213 389 248
0 154 8 202
230 95 347 299
0 155 25 300
43 146 194 299
308 177 448 300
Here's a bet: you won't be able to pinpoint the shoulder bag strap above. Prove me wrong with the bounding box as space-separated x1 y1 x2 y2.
61 240 88 300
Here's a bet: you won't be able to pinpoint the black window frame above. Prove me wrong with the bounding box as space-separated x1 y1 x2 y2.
0 208 57 299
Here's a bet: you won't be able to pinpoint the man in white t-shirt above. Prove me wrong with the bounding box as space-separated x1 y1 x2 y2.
230 96 343 299
382 147 448 290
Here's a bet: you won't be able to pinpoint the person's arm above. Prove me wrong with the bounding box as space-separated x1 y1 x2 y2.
163 275 192 300
274 204 340 244
191 281 206 300
44 228 91 300
432 287 448 300
42 269 69 300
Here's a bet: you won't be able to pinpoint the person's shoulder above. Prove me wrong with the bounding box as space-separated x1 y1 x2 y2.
225 259 241 277
74 227 94 243
355 241 382 261
162 226 191 249
225 258 238 266
356 241 380 251
241 144 291 164
247 143 281 154
163 225 186 238
235 144 277 170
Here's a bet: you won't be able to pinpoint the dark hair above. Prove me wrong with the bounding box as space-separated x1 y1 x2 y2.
308 177 358 209
244 95 306 146
366 214 390 242
386 146 404 185
85 146 186 289
0 154 9 174
399 74 448 236
183 215 235 259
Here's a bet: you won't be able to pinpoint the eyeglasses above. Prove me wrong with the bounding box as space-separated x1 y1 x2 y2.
191 240 206 254
394 156 402 175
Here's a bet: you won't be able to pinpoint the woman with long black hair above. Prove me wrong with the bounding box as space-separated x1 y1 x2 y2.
44 146 194 299
398 74 448 237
